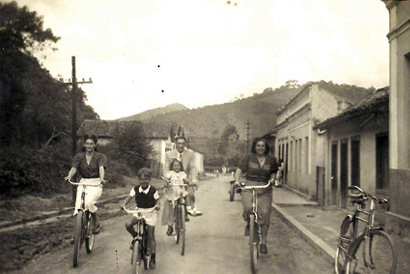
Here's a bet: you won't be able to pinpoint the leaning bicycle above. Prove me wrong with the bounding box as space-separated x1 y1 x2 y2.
335 185 397 274
122 207 156 274
68 179 102 268
239 181 272 274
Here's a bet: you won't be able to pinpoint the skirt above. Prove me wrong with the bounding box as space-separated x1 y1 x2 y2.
73 178 103 215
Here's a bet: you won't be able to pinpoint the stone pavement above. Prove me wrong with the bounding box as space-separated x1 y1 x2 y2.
272 185 410 274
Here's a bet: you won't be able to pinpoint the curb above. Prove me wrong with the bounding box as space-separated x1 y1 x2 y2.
0 194 129 231
271 202 335 263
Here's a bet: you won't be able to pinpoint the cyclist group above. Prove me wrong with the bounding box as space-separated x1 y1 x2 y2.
65 134 279 269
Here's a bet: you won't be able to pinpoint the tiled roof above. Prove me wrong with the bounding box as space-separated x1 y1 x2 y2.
313 87 389 130
77 120 176 139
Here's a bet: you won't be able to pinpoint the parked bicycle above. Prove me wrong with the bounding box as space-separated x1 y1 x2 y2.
239 181 272 274
335 185 397 274
122 206 156 274
68 179 102 268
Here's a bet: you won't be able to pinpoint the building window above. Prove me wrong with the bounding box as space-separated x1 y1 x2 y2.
305 136 309 174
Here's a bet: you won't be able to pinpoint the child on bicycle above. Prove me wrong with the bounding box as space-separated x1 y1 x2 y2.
161 159 191 236
121 167 160 270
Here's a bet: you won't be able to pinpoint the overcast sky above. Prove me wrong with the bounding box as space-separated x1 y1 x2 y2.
12 0 389 120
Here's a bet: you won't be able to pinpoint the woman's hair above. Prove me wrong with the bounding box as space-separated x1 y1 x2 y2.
84 134 98 144
170 158 184 172
250 137 270 155
137 167 152 179
81 134 99 152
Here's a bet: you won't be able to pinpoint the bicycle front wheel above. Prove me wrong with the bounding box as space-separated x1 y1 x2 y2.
345 229 397 274
335 216 354 274
175 205 180 244
73 211 84 267
249 214 259 274
132 240 141 274
85 212 95 253
180 205 186 255
229 183 235 201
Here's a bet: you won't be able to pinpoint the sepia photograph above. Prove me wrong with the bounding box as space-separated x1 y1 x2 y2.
1 0 409 273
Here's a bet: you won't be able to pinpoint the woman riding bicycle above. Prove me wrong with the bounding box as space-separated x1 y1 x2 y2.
234 137 278 254
65 134 106 235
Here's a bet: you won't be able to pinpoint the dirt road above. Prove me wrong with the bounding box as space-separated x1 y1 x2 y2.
6 176 334 273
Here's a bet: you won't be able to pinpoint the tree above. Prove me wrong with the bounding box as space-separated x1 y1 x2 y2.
111 123 155 174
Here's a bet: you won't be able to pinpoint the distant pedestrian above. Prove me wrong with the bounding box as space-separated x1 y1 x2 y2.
234 137 278 254
275 159 284 187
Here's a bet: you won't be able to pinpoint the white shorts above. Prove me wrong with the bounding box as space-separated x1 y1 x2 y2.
73 178 103 215
132 207 157 226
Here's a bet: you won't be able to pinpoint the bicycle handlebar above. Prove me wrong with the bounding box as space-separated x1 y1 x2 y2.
122 206 158 214
347 185 388 204
67 179 103 187
239 181 272 190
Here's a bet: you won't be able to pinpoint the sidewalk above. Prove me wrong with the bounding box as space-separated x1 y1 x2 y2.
272 186 410 273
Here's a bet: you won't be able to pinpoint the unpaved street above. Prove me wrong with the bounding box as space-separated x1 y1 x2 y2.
8 176 334 273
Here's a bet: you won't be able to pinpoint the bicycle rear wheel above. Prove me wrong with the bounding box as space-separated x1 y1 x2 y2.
335 216 354 274
180 205 186 255
249 214 259 274
132 240 141 274
73 211 84 267
85 212 95 253
345 229 397 274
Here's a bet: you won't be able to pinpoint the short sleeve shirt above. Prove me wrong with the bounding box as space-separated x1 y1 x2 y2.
72 152 106 178
237 153 278 182
130 185 160 208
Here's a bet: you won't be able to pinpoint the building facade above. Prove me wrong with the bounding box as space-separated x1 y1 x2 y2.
275 83 355 203
384 0 410 236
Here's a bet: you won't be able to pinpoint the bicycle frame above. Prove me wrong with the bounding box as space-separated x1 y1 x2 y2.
123 207 156 273
239 181 272 273
346 186 386 268
68 180 102 267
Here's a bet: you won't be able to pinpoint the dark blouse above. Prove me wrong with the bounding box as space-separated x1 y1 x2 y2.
237 153 278 183
72 152 106 178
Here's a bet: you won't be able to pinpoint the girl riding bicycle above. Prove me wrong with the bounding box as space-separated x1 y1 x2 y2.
161 159 190 236
121 167 160 270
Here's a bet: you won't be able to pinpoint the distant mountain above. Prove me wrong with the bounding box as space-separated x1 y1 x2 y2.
118 103 188 121
122 81 375 157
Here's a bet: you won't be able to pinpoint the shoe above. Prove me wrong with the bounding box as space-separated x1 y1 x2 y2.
70 237 75 244
187 208 195 216
166 226 174 236
244 224 250 236
149 260 156 269
185 215 190 222
93 223 101 234
260 244 268 254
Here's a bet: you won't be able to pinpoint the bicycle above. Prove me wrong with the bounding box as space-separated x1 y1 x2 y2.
122 206 156 274
239 181 272 274
162 176 196 256
68 179 102 268
335 185 397 274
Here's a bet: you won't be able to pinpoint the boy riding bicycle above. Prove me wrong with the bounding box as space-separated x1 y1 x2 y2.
121 167 160 270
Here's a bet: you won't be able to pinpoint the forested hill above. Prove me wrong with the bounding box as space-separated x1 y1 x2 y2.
123 81 375 154
119 103 188 121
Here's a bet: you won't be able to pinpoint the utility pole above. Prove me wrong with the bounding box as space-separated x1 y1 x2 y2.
245 119 252 153
61 56 92 155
